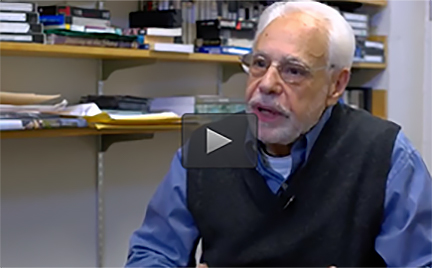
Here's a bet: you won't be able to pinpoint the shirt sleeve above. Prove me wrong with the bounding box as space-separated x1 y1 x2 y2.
375 130 432 267
125 149 200 267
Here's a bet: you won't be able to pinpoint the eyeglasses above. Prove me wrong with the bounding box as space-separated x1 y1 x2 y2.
240 52 333 85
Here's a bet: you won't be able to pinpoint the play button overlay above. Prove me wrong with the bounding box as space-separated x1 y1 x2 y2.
206 128 232 154
181 113 258 169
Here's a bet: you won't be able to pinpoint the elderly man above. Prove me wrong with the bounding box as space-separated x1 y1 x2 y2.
126 1 432 267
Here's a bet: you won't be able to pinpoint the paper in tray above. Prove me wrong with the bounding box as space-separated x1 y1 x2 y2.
92 122 181 130
84 111 180 125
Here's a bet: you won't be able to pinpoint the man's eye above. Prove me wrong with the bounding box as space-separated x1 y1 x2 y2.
252 58 267 68
283 66 307 77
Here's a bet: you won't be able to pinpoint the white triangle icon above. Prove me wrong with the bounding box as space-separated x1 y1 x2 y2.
206 128 232 154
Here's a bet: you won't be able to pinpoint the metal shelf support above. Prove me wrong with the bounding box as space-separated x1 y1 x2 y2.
100 133 154 153
101 59 157 81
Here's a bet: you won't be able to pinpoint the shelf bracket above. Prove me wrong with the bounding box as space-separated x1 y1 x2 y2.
221 63 244 83
100 133 154 152
102 59 157 81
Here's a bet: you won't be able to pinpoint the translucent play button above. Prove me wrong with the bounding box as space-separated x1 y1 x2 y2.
181 113 258 169
206 128 232 154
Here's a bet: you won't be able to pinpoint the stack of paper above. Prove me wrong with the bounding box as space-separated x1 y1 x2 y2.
85 111 181 130
0 93 89 131
0 92 62 105
51 102 181 130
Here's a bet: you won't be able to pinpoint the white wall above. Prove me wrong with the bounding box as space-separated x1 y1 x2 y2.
386 0 427 152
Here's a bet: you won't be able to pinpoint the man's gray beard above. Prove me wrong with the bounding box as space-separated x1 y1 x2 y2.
246 102 323 145
257 116 304 145
245 105 304 144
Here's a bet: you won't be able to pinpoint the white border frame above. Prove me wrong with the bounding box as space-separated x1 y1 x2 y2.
423 0 432 170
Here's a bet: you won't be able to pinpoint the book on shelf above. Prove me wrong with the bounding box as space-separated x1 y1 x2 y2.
149 95 246 116
46 33 139 49
38 5 111 20
151 42 194 53
40 14 110 28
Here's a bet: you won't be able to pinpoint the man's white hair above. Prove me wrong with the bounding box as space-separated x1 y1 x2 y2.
254 0 356 71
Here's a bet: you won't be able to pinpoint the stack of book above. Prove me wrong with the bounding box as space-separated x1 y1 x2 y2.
356 39 386 63
129 8 193 53
0 1 44 44
38 4 139 49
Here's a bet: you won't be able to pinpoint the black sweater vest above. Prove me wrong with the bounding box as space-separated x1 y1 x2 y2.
186 103 401 267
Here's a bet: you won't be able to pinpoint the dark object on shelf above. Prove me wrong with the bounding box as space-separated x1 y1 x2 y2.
129 9 182 28
80 95 151 111
319 1 363 12
345 87 372 113
38 5 111 20
196 19 255 47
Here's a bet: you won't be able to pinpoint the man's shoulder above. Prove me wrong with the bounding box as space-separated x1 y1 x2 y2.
337 104 401 137
389 130 419 176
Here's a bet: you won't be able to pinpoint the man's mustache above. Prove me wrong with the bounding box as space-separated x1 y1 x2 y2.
247 95 291 118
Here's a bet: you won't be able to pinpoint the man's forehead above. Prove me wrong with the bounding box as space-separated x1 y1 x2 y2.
255 12 329 63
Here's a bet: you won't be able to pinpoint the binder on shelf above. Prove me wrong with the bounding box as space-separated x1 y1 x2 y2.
0 2 37 12
0 22 43 34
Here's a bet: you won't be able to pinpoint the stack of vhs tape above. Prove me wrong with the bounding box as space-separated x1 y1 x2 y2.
0 1 44 43
195 18 254 55
37 4 140 49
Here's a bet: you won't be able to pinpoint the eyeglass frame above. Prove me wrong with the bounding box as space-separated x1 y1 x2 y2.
239 52 335 85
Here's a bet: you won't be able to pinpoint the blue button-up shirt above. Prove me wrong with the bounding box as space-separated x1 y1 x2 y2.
126 106 432 267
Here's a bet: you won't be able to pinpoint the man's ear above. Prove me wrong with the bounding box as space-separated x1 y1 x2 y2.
326 68 351 106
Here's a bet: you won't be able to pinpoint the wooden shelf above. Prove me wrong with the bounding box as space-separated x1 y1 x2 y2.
342 0 387 7
352 62 386 69
0 125 181 139
0 42 239 63
0 41 387 70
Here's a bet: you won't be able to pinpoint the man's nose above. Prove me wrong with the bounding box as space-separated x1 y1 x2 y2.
258 65 283 95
